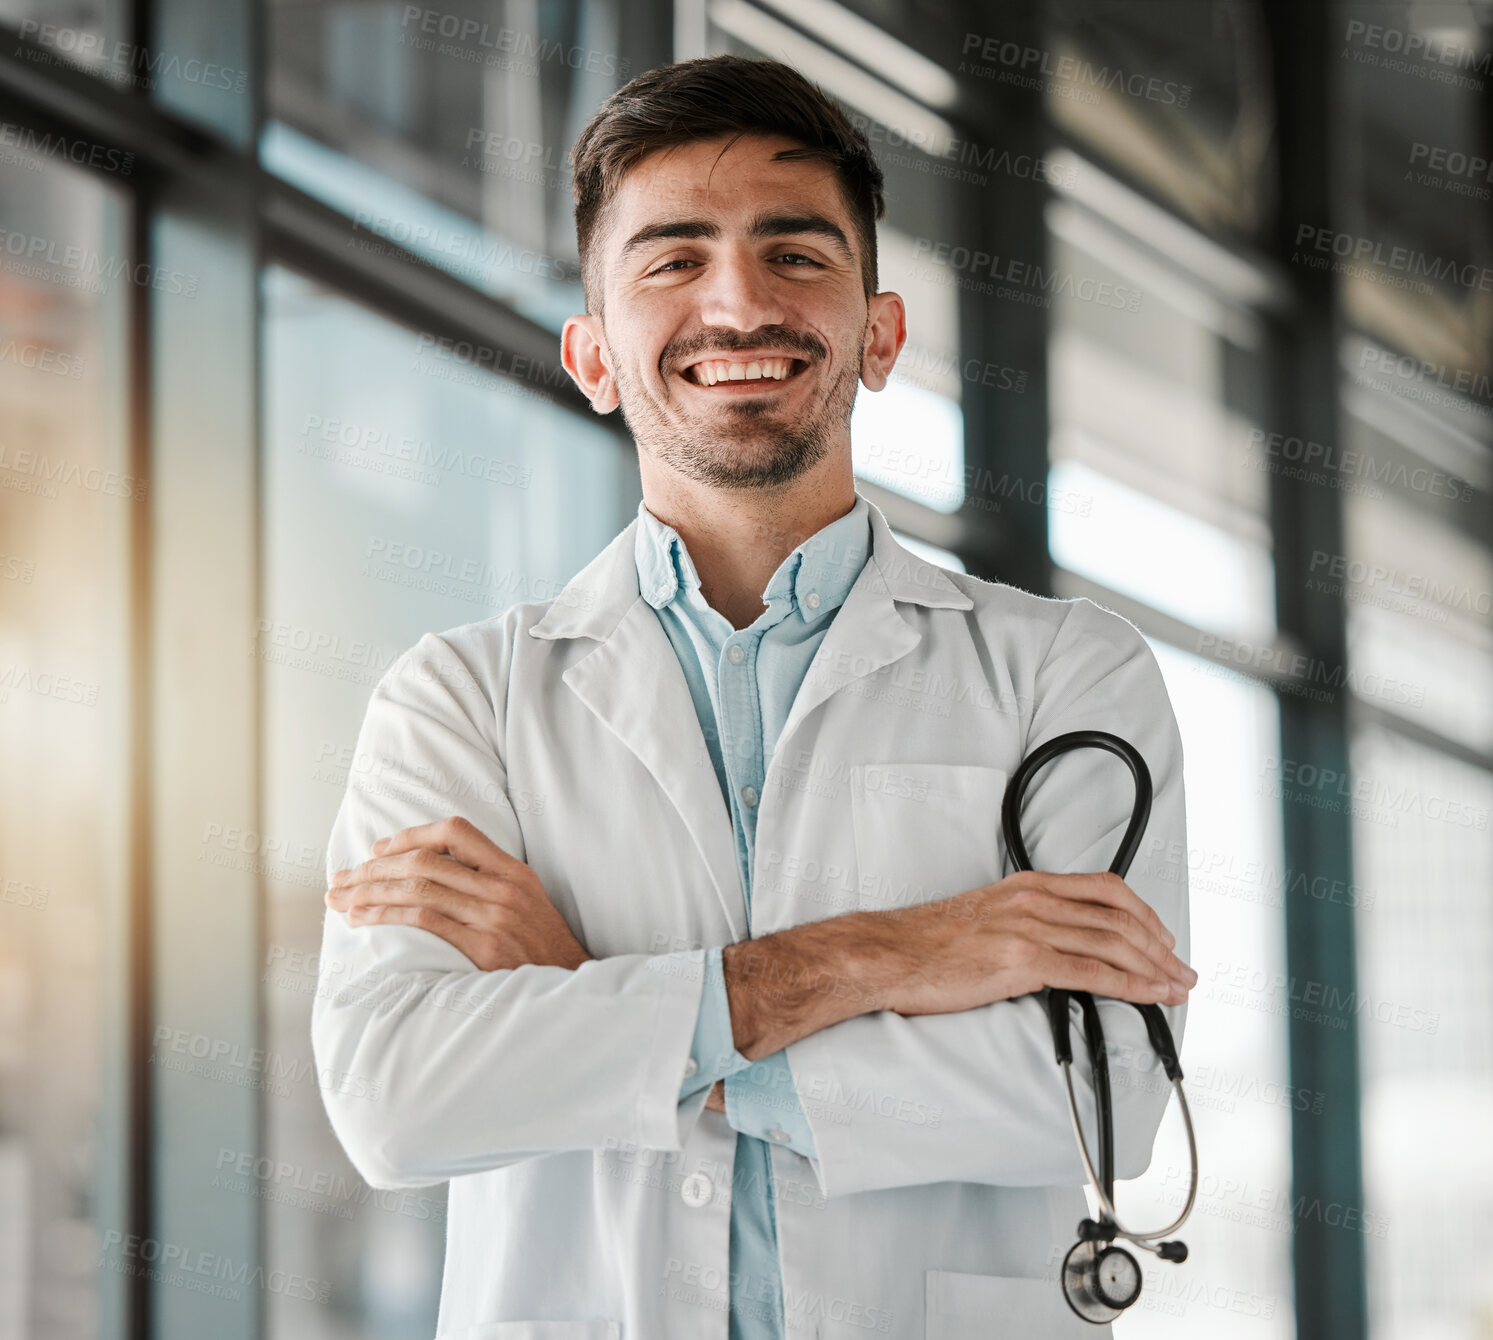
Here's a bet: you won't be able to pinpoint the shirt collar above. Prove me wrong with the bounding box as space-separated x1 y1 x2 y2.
634 493 871 624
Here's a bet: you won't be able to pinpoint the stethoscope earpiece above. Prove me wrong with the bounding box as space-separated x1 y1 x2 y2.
1001 731 1201 1324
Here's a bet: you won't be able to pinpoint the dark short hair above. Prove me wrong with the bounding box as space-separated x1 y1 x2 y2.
569 54 886 318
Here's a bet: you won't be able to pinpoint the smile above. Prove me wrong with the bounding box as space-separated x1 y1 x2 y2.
678 356 810 389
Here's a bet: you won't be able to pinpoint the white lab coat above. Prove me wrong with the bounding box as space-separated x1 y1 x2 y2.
312 494 1191 1340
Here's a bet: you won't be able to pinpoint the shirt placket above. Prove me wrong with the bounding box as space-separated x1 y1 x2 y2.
716 627 768 925
713 612 793 1340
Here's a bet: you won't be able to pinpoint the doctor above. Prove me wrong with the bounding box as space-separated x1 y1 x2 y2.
315 53 1197 1340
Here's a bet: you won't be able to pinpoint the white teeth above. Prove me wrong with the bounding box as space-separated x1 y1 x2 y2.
687 357 799 385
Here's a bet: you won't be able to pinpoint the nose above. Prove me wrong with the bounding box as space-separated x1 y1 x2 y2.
694 244 786 333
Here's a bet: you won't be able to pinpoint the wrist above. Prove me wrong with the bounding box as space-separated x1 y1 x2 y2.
720 911 905 1059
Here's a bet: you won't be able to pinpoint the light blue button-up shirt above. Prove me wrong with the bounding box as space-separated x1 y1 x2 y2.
635 493 872 1340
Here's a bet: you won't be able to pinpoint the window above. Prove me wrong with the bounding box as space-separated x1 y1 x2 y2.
258 264 634 1336
0 148 131 1340
1340 370 1493 1340
263 0 635 333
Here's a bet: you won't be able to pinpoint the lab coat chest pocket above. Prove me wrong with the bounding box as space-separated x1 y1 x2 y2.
925 1270 1109 1339
849 763 1008 913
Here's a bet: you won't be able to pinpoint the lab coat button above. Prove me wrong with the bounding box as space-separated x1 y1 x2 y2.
683 1057 698 1078
727 644 745 664
767 1128 789 1144
680 1173 714 1207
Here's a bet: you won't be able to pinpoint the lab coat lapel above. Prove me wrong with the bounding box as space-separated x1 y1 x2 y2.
528 500 973 943
773 559 919 757
772 497 973 760
530 522 747 941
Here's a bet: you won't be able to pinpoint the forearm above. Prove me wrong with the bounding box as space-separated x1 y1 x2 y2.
720 908 907 1059
313 927 711 1189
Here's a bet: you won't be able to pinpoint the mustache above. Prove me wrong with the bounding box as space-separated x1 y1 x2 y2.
664 330 827 368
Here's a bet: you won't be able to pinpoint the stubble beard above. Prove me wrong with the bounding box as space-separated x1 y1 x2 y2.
612 338 864 491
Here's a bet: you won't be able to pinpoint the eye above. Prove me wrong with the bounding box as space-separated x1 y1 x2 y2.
644 252 825 278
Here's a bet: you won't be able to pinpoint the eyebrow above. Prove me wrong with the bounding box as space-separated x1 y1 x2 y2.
617 211 856 268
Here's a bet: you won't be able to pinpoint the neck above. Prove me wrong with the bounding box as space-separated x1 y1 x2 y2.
639 454 857 631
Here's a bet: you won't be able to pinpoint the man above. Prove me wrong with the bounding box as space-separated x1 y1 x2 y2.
315 53 1196 1340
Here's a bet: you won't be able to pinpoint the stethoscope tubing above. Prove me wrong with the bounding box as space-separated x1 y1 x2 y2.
1000 728 1200 1252
1061 1061 1199 1249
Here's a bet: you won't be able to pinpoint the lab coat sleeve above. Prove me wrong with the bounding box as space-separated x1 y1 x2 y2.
786 597 1190 1199
311 625 713 1191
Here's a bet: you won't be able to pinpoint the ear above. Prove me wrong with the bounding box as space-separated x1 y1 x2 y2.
859 291 908 392
561 314 619 413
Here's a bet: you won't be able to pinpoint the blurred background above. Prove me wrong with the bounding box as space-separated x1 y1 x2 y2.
0 0 1489 1336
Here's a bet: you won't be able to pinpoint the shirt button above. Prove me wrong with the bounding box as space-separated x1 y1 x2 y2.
804 591 821 610
683 1057 698 1078
727 644 745 664
767 1128 790 1144
680 1172 714 1208
741 785 758 808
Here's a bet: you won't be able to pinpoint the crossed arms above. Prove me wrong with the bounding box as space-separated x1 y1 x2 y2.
312 605 1194 1197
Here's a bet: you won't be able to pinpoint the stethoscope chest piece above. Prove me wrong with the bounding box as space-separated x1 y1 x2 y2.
1062 1238 1143 1323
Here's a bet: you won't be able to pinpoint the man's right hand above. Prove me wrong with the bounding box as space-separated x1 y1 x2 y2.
871 871 1195 1017
720 870 1195 1061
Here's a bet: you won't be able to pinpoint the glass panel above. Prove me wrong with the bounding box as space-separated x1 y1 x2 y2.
0 0 132 86
1352 726 1493 1340
1048 198 1276 641
1050 459 1275 638
1336 1 1491 396
259 263 636 1339
264 0 632 333
1342 385 1493 1337
1341 487 1493 753
1114 640 1292 1339
1038 2 1276 243
0 148 130 1338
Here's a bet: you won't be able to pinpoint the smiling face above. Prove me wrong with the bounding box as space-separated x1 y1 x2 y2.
561 133 905 492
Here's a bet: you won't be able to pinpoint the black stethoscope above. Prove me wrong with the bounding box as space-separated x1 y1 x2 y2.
1000 730 1200 1325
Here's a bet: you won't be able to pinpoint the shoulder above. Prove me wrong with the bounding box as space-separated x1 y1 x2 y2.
938 568 1152 668
373 596 564 708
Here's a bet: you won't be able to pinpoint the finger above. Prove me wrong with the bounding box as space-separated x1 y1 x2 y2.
1031 920 1176 992
368 816 525 877
331 848 488 899
1036 945 1177 1006
1032 896 1193 983
342 901 491 965
327 877 497 929
1037 870 1179 954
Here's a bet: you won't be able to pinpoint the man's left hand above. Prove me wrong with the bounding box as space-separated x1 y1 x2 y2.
326 816 592 972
